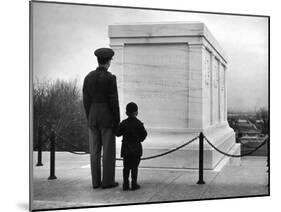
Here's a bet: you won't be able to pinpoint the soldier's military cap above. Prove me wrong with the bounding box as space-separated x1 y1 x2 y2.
94 48 114 60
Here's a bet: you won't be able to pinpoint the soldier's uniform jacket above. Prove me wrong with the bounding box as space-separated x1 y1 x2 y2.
83 67 120 128
116 117 147 157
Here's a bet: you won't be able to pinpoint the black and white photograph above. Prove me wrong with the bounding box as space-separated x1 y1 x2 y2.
29 0 270 211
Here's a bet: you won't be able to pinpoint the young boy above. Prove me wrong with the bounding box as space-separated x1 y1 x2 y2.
116 102 147 190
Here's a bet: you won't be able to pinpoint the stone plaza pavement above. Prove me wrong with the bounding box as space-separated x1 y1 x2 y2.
31 152 269 211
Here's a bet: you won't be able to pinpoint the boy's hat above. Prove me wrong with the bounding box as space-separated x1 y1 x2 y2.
126 102 138 114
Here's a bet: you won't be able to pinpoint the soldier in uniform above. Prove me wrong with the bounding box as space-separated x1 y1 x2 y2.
83 48 120 189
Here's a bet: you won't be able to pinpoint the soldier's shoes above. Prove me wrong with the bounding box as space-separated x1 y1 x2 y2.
131 184 141 190
93 185 101 189
101 182 119 189
123 184 130 191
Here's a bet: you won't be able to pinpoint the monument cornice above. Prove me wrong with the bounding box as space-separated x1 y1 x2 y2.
109 22 228 63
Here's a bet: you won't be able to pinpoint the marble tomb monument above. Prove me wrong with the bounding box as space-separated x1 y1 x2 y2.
109 22 240 169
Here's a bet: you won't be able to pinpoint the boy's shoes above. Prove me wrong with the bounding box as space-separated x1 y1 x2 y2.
101 182 119 189
131 184 141 190
123 184 130 191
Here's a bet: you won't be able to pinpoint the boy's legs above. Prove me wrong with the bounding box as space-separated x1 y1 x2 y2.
123 156 130 190
131 156 141 190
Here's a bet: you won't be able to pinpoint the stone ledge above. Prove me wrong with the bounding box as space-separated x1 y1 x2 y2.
109 22 227 61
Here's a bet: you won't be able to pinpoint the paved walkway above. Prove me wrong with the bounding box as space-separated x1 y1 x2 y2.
31 152 269 211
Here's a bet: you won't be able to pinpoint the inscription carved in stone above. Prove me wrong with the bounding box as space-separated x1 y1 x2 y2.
204 49 211 86
213 58 219 88
221 65 225 91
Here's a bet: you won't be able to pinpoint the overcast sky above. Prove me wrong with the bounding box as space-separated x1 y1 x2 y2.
32 2 268 112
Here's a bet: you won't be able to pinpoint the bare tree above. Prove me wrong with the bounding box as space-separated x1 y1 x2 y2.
33 79 88 151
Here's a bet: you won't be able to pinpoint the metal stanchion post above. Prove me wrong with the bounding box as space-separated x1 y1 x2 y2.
197 132 205 184
36 125 43 166
48 129 57 180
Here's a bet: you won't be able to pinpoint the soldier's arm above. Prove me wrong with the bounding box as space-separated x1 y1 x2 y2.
115 122 124 137
82 76 91 119
108 75 120 125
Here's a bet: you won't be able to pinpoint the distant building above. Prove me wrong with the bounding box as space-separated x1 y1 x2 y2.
229 118 261 140
227 113 267 157
256 120 264 124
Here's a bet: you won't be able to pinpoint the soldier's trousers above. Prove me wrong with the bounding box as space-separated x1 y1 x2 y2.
88 127 116 187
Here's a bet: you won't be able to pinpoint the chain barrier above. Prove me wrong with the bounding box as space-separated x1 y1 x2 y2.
54 132 267 160
55 132 199 160
204 135 268 158
40 130 268 160
55 142 89 155
117 136 199 161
